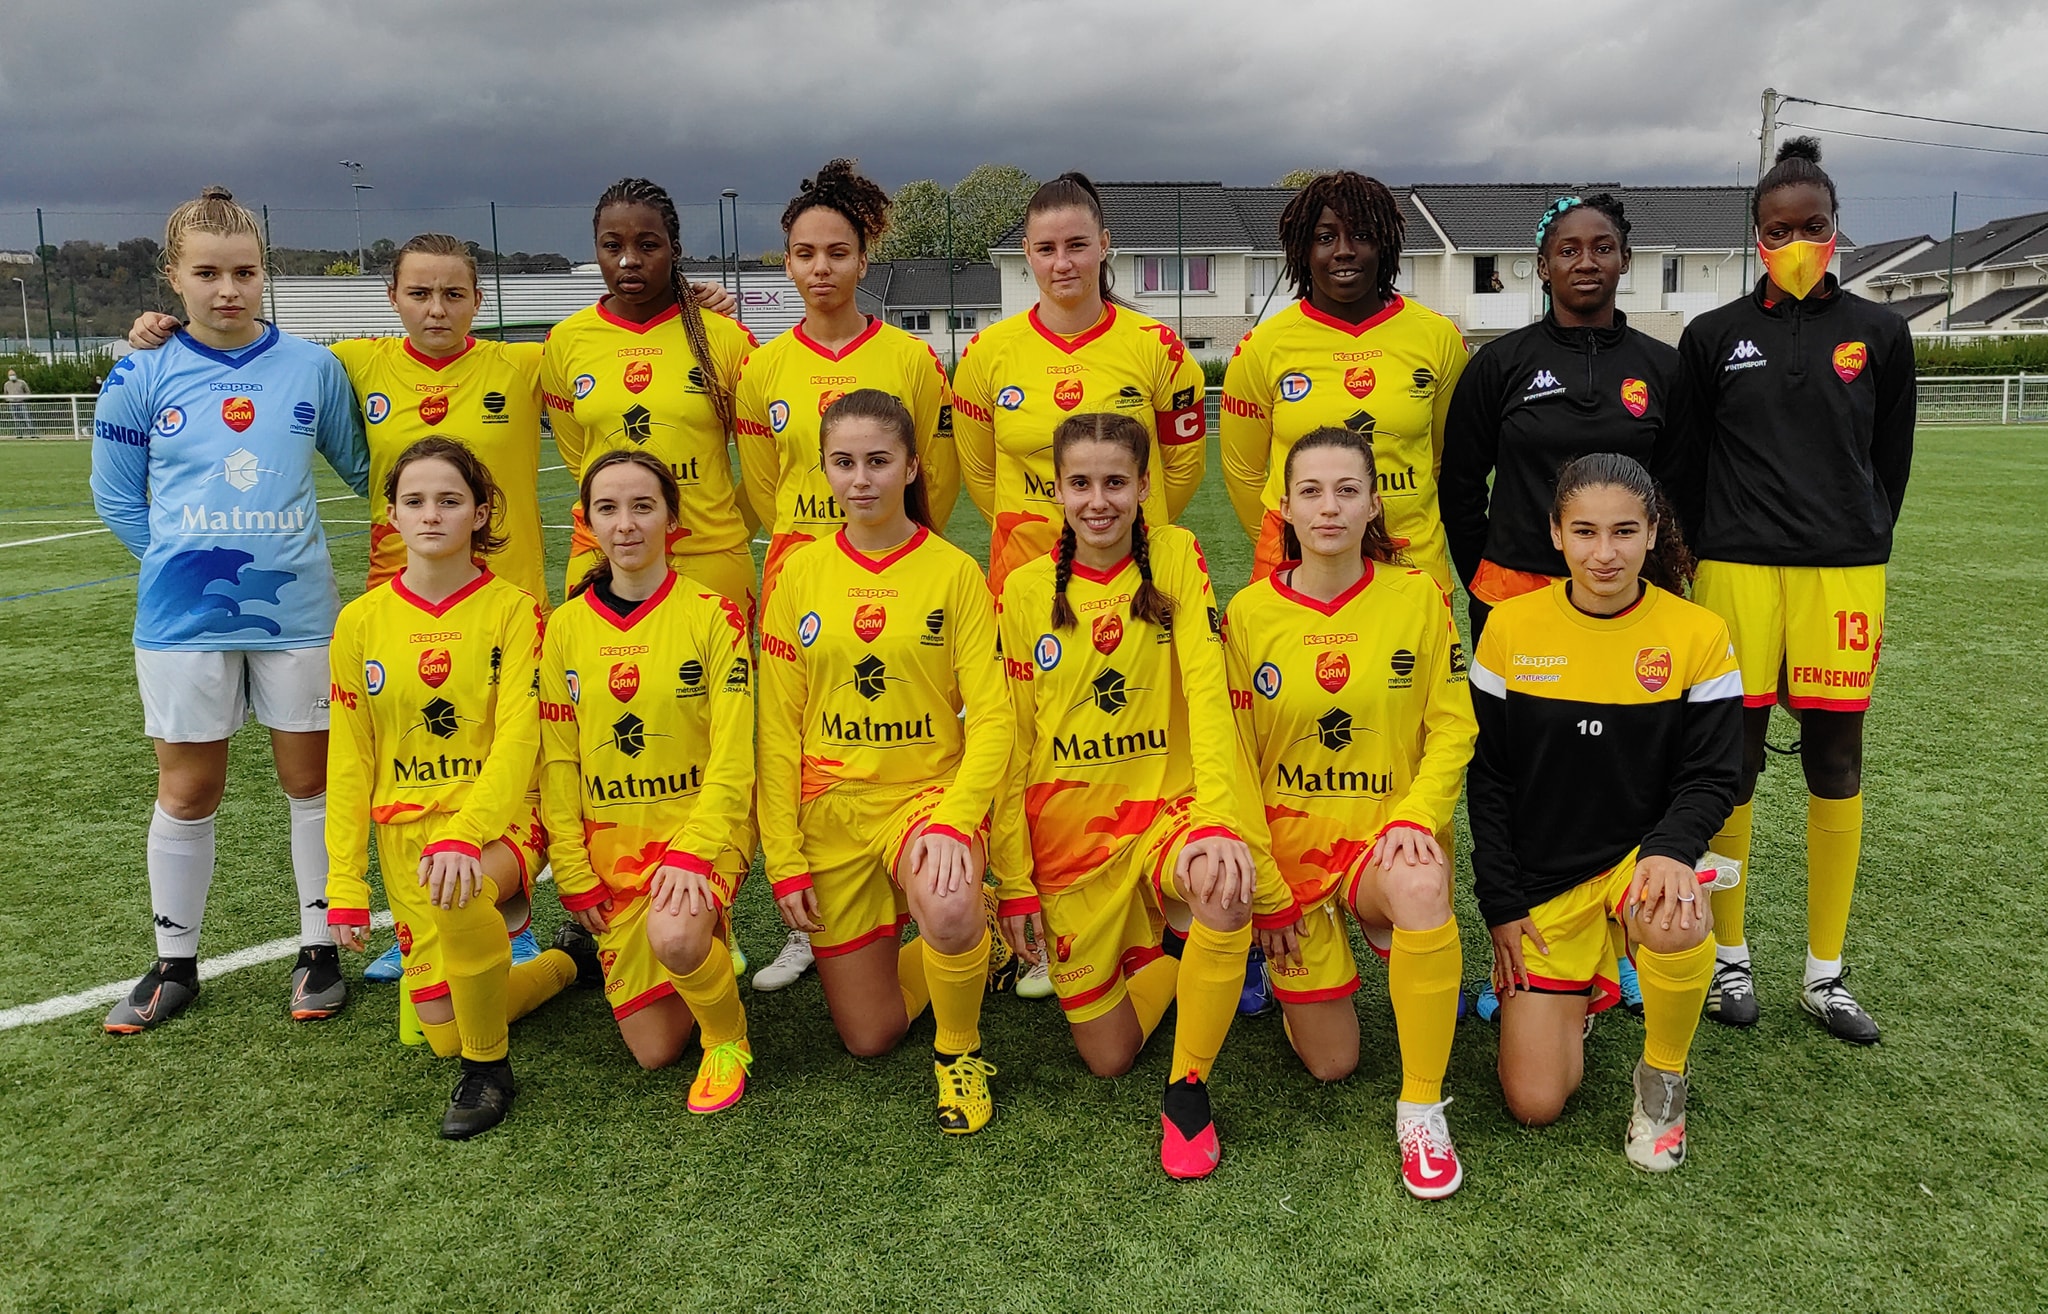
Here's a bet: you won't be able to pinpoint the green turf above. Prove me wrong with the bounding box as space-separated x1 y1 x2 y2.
1 429 2043 1312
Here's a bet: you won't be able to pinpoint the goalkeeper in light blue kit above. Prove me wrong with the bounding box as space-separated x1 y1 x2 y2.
90 186 368 1033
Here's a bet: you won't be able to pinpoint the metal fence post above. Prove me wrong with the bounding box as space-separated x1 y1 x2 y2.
70 394 81 436
2002 376 2010 425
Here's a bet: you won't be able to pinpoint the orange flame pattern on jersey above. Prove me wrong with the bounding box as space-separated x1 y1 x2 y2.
990 510 1052 593
800 754 849 805
1024 779 1169 892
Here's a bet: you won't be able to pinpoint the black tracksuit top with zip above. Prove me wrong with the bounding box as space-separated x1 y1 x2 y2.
1675 276 1915 567
1440 310 1688 585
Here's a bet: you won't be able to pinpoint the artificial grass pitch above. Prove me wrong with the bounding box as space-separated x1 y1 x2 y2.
0 430 2042 1311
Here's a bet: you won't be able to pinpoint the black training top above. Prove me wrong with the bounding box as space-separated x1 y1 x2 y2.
1440 310 1689 585
1674 276 1916 567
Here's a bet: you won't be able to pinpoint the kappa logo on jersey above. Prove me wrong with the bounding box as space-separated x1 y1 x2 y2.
1726 340 1766 371
1254 661 1282 699
854 604 886 643
417 648 452 688
610 661 640 701
1635 646 1673 693
573 373 597 399
1316 650 1350 693
1833 341 1867 383
1343 367 1377 398
1278 372 1313 402
996 385 1025 410
853 653 887 700
1089 668 1129 714
364 659 386 695
421 696 459 738
610 711 646 757
1530 369 1562 392
565 670 581 704
623 360 652 394
418 394 449 426
768 400 791 433
923 608 945 647
220 397 256 433
1034 633 1062 671
798 611 822 647
1316 707 1354 750
1621 378 1650 417
1054 379 1085 411
1092 613 1123 654
622 404 653 444
153 405 187 436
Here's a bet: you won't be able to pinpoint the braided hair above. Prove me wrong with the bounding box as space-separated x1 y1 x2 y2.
1278 426 1399 564
1535 192 1630 258
820 389 935 531
1550 452 1696 595
592 178 736 437
1025 172 1130 309
571 449 682 599
1754 137 1837 224
782 159 891 251
1048 413 1169 630
1278 171 1405 304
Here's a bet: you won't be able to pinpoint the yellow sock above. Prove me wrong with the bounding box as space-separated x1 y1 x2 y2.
507 949 576 1022
420 1016 462 1059
1636 937 1715 1073
898 938 931 1021
1169 919 1251 1084
673 939 747 1048
1127 954 1180 1042
1708 799 1754 950
925 928 990 1056
1388 917 1461 1105
435 879 513 1063
1807 793 1863 962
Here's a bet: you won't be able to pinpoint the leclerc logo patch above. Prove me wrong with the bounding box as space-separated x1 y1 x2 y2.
996 386 1025 410
1278 372 1312 402
1833 341 1867 383
364 393 390 424
1635 646 1673 693
221 397 255 432
798 612 822 647
768 400 790 433
1621 378 1649 417
364 660 386 695
573 373 597 400
1254 661 1282 699
1034 633 1062 671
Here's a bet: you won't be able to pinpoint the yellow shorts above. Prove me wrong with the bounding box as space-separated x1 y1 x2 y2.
782 781 977 958
381 799 545 1006
1252 509 1451 592
564 542 758 635
591 888 727 1021
1039 795 1201 1024
1265 878 1388 1005
1693 561 1886 712
1515 849 1639 1016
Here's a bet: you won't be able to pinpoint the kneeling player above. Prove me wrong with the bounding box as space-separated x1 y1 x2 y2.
1225 428 1477 1198
1468 453 1741 1171
542 450 756 1112
996 413 1299 1179
326 438 576 1139
759 391 1016 1133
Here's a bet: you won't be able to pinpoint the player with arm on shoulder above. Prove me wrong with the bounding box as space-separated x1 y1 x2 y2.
91 187 369 1035
1224 427 1476 1199
1221 171 1468 591
1468 454 1740 1172
756 391 1015 1133
325 439 576 1138
540 450 757 1112
995 413 1297 1180
952 172 1206 595
1679 139 1914 1045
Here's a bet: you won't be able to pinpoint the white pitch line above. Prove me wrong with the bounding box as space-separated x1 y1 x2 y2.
541 464 565 473
318 493 363 503
0 519 105 526
0 527 109 549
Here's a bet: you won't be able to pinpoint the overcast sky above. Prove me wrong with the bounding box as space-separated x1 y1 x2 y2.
4 0 2045 255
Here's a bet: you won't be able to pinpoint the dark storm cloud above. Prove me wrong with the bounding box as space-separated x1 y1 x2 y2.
3 0 2044 251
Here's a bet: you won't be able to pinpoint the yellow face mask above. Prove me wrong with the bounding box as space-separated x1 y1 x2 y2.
1757 235 1836 301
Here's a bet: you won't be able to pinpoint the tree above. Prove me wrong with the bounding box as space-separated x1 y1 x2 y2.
872 179 949 262
870 166 1037 263
323 258 360 277
1274 169 1322 189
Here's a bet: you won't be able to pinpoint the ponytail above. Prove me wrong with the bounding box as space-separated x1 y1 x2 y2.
1025 171 1130 310
1050 523 1079 631
1127 506 1171 629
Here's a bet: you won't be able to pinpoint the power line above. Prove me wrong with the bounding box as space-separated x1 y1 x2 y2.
1781 95 2048 139
1777 122 2048 161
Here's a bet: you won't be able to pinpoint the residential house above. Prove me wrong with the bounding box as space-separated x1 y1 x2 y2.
1863 210 2048 331
857 258 1001 362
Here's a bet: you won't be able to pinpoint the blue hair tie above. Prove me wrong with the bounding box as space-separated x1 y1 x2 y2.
1535 196 1584 247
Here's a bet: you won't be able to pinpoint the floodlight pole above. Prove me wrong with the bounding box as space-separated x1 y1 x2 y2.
946 195 957 362
722 189 742 325
340 161 372 274
36 208 55 359
1943 190 1959 331
490 201 506 336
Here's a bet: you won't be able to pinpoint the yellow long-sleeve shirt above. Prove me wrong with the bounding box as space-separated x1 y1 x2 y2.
538 572 755 911
756 526 1017 903
325 571 543 924
951 305 1206 593
1225 561 1476 910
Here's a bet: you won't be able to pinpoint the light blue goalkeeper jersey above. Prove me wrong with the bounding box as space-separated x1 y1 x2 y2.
90 323 369 651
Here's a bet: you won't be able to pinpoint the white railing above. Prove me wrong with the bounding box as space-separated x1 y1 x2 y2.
1915 374 2048 425
0 393 97 439
1463 292 1536 331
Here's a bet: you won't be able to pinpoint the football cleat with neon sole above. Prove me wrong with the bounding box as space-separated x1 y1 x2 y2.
103 961 198 1034
1615 956 1644 1017
1624 1060 1688 1172
1396 1099 1464 1200
1160 1071 1221 1179
289 944 347 1020
687 1037 754 1114
1015 957 1054 999
935 1051 997 1134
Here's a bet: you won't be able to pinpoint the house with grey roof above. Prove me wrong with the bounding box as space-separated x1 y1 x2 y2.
858 258 1001 362
1864 210 2048 330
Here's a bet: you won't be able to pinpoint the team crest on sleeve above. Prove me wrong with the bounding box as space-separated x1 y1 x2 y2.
798 611 822 647
996 385 1025 411
1832 342 1867 383
363 393 390 424
153 405 186 436
1254 661 1282 699
1034 633 1062 671
573 373 597 400
565 669 581 704
1278 372 1313 402
768 400 791 433
1620 378 1649 417
1635 646 1673 693
364 660 386 695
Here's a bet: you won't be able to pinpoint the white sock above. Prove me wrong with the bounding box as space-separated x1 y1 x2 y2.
1805 952 1843 986
1715 941 1751 967
288 792 330 947
148 804 216 958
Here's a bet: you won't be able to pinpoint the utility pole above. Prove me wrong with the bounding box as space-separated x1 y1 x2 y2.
339 160 372 274
10 278 28 353
1943 190 1960 331
490 201 506 337
1175 187 1185 340
36 208 55 359
262 204 278 323
946 195 957 363
722 190 742 325
1756 88 1780 197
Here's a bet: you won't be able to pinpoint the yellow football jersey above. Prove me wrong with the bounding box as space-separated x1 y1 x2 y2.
325 571 544 921
734 318 958 543
540 301 757 569
992 525 1286 922
1225 562 1477 910
1220 298 1468 585
538 572 755 911
952 305 1207 593
328 335 549 607
756 527 1015 898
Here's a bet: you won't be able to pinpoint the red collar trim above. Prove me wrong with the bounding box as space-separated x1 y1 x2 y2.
1298 295 1405 337
793 316 882 362
1270 560 1373 616
392 568 492 618
835 525 929 574
586 570 677 631
1029 303 1116 354
1068 554 1132 585
595 299 681 334
402 336 477 371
